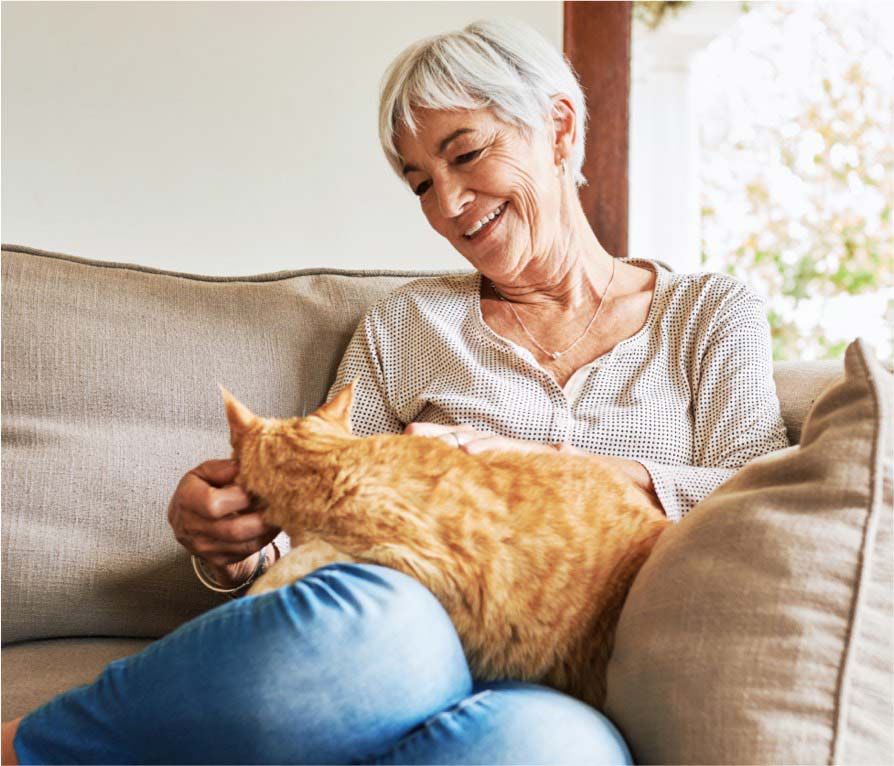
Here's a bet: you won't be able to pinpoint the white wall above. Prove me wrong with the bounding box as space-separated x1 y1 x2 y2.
1 1 562 276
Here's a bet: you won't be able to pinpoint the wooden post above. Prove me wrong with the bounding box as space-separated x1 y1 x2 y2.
563 1 631 258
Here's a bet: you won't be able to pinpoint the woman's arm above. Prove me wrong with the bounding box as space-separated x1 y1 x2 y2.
558 448 663 513
635 284 789 521
403 423 665 513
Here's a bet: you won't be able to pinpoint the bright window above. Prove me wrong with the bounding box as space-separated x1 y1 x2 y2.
693 2 893 362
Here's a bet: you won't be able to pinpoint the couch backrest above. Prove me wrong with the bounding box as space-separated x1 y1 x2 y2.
1 246 843 644
1 247 435 643
772 360 844 444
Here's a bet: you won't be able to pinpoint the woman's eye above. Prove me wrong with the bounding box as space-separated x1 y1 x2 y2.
455 149 482 165
414 180 432 196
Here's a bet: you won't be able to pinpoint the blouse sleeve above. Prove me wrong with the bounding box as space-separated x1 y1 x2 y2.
636 285 790 522
326 305 405 437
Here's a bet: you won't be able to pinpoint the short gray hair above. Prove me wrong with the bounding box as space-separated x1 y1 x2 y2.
378 19 588 188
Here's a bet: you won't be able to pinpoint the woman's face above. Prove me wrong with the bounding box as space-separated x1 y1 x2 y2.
396 107 569 282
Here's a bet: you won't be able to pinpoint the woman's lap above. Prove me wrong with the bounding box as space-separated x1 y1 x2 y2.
14 563 630 765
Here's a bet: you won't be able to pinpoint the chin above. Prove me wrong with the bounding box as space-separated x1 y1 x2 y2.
457 232 523 275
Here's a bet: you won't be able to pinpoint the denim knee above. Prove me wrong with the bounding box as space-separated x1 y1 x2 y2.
366 681 632 766
473 682 632 765
244 563 475 762
271 562 469 675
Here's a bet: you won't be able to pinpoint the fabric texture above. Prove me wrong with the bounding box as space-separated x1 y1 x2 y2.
604 338 894 765
1 246 428 643
1 638 154 720
328 259 790 522
14 563 631 766
772 359 847 444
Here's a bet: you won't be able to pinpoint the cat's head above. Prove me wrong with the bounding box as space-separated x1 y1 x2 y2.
220 381 357 496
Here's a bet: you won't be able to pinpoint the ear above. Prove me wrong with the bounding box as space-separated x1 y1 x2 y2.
550 95 577 168
315 380 356 429
219 385 259 448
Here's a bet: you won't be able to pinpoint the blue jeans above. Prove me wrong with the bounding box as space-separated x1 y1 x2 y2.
14 564 632 765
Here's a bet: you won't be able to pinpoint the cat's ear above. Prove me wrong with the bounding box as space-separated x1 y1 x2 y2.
316 380 356 428
220 385 259 448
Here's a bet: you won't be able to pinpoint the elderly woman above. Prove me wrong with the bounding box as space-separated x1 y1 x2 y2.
2 18 787 766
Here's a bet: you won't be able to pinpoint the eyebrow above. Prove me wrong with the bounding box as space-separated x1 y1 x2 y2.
401 128 475 176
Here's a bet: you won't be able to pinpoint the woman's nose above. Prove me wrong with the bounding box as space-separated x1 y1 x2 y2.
433 175 472 219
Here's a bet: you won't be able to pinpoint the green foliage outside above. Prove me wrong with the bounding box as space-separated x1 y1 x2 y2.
695 3 893 361
633 1 691 30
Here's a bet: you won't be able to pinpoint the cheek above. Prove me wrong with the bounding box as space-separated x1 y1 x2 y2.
421 198 452 238
511 169 542 215
486 147 551 217
501 161 553 238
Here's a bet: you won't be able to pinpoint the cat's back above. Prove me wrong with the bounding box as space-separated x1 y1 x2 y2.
347 434 661 530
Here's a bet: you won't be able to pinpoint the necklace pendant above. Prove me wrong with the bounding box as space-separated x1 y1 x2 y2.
550 351 562 360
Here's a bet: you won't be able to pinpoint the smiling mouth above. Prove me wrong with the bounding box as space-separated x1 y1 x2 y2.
463 202 508 240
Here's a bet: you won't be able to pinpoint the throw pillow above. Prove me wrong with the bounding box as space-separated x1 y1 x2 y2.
605 338 893 765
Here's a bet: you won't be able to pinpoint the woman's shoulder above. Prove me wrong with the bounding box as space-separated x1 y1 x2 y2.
625 258 763 317
361 272 479 328
388 272 479 300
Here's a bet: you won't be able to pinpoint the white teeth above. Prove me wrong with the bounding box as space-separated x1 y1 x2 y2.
464 203 507 238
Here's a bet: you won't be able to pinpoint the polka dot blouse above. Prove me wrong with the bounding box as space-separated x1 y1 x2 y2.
324 258 790 523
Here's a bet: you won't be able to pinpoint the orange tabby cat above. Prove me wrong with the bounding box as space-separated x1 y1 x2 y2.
223 382 669 710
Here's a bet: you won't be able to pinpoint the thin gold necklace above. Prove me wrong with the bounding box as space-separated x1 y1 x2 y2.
491 258 616 361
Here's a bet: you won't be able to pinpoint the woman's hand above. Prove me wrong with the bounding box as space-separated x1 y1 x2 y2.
549 445 663 512
587 453 664 513
167 459 281 587
403 422 555 456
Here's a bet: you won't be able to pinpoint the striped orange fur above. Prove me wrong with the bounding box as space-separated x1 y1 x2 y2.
223 382 669 709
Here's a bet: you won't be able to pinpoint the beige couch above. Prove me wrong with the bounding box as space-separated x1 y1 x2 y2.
2 245 891 764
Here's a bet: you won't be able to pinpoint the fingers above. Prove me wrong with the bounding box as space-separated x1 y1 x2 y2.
460 435 520 454
175 504 280 565
193 508 278 543
403 422 486 444
190 458 240 488
404 422 449 436
179 474 251 521
404 427 555 456
207 484 254 518
168 459 280 565
189 530 280 568
175 481 277 547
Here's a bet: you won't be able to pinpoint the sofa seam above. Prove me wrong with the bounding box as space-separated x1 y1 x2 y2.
828 340 886 766
1 244 469 284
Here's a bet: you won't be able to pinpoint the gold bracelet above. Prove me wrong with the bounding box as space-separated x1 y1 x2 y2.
191 547 266 594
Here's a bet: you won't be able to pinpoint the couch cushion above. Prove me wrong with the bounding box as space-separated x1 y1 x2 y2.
605 338 893 765
1 638 154 720
772 360 843 444
1 246 438 643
